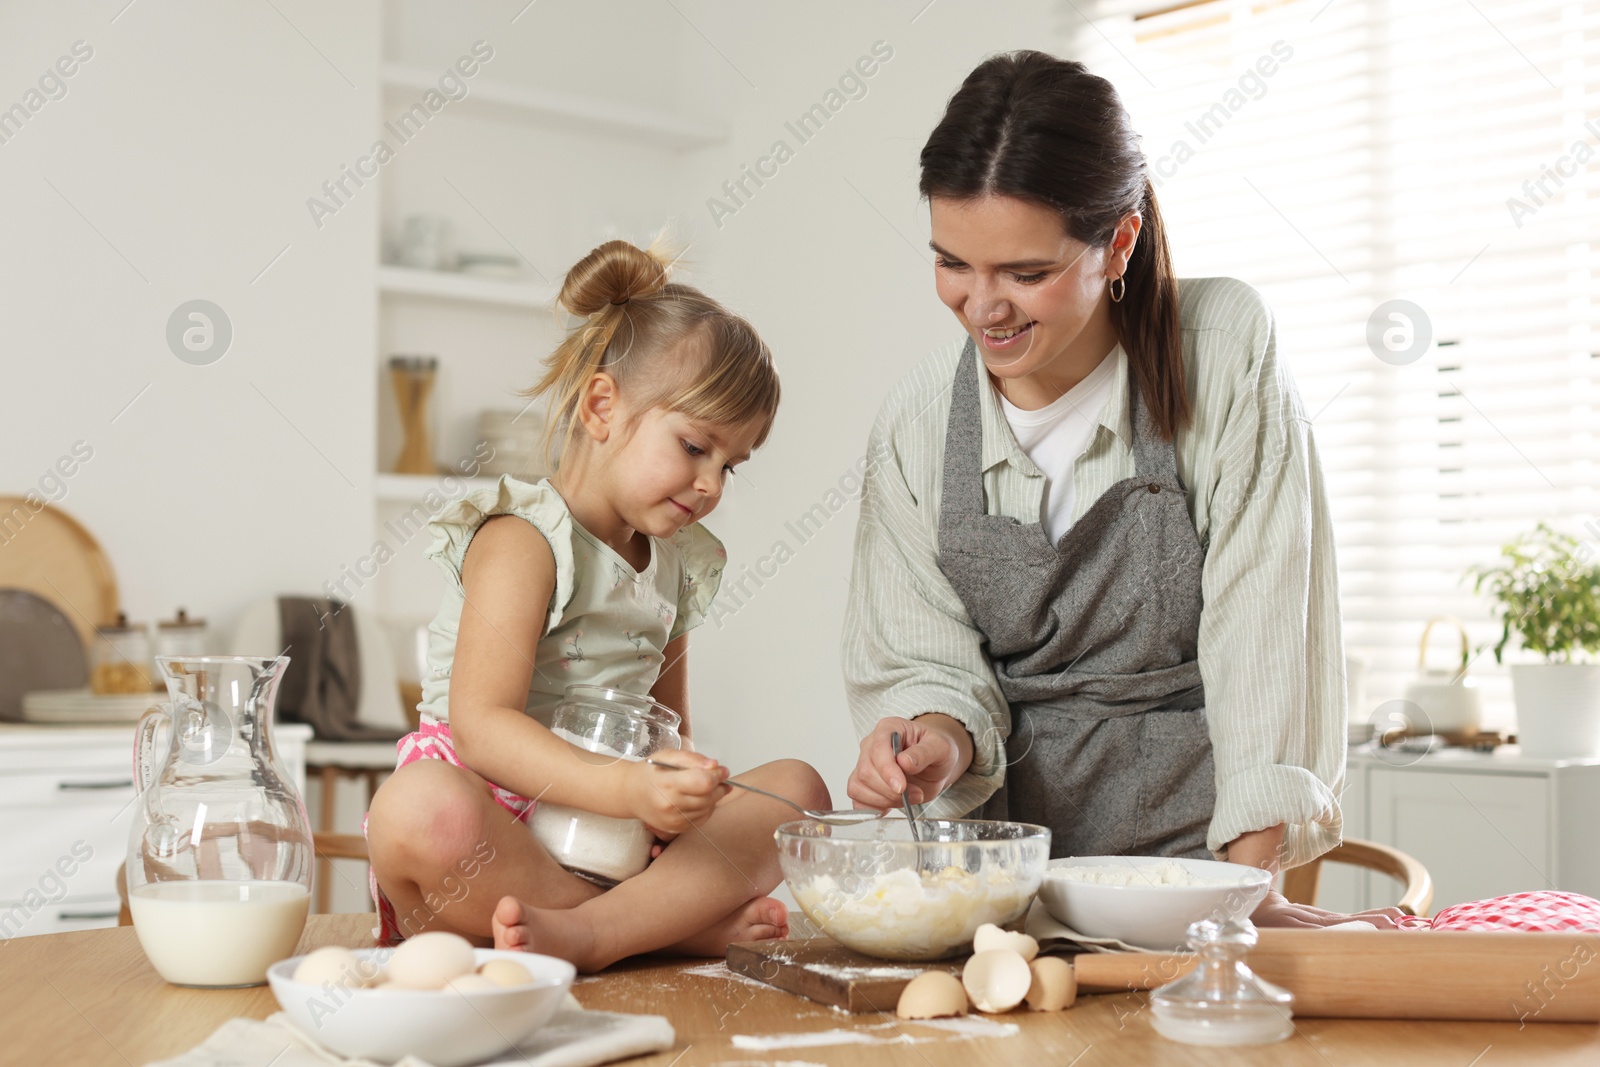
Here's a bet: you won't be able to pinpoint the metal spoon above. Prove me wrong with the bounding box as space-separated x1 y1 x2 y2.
643 758 882 826
891 731 921 843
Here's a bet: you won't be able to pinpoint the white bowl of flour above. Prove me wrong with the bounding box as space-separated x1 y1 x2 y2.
1037 856 1272 951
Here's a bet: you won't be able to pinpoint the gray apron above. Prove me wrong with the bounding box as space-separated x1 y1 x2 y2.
936 340 1215 859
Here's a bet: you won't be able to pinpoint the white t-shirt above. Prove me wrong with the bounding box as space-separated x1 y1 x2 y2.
997 352 1118 544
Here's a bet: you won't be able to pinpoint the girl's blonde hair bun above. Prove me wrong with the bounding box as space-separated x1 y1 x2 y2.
558 238 673 318
522 236 780 471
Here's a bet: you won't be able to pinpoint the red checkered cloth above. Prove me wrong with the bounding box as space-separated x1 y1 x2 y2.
1425 891 1600 932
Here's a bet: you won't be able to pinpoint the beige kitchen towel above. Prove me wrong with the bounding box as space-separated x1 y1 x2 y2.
143 995 675 1067
1024 898 1166 954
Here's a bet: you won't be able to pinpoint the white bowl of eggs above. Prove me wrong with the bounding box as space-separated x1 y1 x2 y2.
267 932 575 1067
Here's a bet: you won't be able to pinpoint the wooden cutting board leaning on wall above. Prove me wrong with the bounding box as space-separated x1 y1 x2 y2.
0 497 119 652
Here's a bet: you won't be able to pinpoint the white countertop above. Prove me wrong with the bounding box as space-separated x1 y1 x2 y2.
1350 740 1600 771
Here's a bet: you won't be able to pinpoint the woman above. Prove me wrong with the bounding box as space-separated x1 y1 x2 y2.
842 50 1399 928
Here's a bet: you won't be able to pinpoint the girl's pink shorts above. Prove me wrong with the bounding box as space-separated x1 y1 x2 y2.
363 715 537 943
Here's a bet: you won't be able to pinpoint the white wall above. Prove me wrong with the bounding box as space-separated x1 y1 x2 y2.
1 0 381 639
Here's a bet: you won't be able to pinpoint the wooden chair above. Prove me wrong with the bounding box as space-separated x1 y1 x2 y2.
303 740 397 912
116 831 370 926
1281 837 1434 918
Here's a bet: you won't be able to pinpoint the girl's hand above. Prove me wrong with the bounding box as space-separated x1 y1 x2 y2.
847 714 972 810
626 754 729 834
645 825 679 860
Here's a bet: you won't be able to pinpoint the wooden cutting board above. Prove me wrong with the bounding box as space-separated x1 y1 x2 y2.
728 930 1600 1022
726 937 963 1013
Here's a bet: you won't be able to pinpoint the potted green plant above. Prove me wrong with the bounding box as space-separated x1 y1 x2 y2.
1468 523 1600 758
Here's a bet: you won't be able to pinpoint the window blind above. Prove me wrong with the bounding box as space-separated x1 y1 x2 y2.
1067 0 1600 731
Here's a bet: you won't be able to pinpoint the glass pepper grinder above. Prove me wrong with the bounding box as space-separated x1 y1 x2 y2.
1150 918 1295 1046
390 355 439 475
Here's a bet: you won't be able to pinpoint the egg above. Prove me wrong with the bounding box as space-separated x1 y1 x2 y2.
972 923 1040 962
1025 956 1077 1011
386 931 477 990
444 973 499 993
896 971 968 1019
292 946 371 988
478 959 534 987
962 949 1034 1013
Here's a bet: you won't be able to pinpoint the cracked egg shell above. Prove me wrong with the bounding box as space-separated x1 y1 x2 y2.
896 970 969 1019
962 949 1034 1013
1025 956 1077 1011
972 922 1040 962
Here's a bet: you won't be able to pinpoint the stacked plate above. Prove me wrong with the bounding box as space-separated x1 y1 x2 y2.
477 409 550 482
22 688 157 724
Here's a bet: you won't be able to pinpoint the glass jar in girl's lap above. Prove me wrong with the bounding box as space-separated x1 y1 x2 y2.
530 685 683 885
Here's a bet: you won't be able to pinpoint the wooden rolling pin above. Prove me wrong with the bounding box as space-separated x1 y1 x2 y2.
1072 928 1600 1023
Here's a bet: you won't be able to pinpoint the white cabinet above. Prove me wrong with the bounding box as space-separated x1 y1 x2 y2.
0 723 310 938
1369 767 1551 907
1325 746 1600 914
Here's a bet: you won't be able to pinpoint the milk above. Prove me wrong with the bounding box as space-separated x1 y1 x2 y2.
529 727 659 883
130 880 310 987
531 802 655 883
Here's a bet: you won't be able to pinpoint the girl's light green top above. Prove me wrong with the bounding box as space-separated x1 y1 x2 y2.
417 476 726 727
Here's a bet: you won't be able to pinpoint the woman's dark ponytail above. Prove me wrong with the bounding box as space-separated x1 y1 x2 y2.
919 51 1189 439
1109 179 1184 439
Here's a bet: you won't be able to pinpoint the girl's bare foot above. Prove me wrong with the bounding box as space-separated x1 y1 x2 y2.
665 896 788 957
491 893 787 972
492 895 604 972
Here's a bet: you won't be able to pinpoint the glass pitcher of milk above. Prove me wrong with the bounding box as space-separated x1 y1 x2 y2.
530 685 683 885
127 656 314 987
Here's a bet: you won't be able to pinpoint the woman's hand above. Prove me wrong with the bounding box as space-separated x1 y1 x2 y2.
1250 888 1408 930
1229 825 1408 929
847 714 974 809
624 753 729 835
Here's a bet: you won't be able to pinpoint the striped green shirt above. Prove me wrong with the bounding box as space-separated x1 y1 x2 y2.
842 276 1344 869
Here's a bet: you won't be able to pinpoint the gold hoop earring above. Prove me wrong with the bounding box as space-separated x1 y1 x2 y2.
1109 276 1126 303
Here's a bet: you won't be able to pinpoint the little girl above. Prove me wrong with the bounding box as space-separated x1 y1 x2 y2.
366 239 830 972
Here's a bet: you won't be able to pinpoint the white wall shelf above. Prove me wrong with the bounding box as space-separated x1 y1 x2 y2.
382 63 726 149
378 266 558 309
375 472 499 503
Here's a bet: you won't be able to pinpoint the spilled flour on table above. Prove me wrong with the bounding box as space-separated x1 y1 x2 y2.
907 1016 1026 1038
805 963 926 981
681 961 778 990
730 1015 1019 1050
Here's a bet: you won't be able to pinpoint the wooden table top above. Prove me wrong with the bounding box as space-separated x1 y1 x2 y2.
7 913 1600 1066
